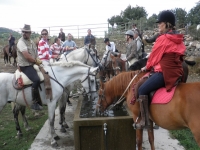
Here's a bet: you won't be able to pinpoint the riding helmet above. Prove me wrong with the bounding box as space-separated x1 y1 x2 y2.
156 10 175 26
125 30 134 36
104 38 109 43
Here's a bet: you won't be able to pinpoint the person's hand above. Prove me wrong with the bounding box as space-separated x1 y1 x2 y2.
141 66 146 72
35 58 42 66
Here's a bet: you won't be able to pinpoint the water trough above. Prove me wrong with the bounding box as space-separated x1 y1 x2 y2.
74 95 136 150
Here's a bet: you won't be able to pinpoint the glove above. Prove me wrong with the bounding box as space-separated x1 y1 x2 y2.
35 58 42 66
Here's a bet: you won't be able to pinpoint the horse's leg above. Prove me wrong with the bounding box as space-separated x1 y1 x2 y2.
147 120 155 150
189 121 200 147
136 129 143 150
9 56 12 66
4 54 8 66
48 101 60 147
19 104 31 131
59 92 69 133
13 104 23 138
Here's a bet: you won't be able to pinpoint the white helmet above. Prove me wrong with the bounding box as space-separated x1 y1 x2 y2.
125 30 134 36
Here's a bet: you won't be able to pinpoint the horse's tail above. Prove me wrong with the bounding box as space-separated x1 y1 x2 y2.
3 46 8 64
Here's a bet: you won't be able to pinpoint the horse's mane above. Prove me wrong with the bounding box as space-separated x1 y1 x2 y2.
104 71 145 95
66 47 85 57
50 60 90 68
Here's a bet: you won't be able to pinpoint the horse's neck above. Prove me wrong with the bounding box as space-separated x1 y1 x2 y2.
44 65 87 87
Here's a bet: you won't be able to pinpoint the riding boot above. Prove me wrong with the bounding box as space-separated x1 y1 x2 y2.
31 88 43 110
135 95 150 129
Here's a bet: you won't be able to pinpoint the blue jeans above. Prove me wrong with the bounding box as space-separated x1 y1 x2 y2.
138 72 165 95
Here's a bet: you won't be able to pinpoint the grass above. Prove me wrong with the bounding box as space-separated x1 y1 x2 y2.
0 104 48 150
170 129 200 150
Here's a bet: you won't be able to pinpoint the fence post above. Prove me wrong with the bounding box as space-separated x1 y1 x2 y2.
77 26 79 39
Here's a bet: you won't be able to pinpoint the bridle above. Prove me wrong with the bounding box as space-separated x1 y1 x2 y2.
80 67 98 96
96 87 109 114
112 57 122 75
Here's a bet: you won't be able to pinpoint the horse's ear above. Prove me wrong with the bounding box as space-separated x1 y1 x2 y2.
90 67 98 75
110 54 114 59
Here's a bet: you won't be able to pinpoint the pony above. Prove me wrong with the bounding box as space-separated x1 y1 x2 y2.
96 71 200 150
0 61 98 147
3 44 17 66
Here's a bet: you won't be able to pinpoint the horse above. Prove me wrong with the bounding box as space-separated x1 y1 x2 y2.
0 61 98 147
110 53 126 75
96 70 200 150
3 44 17 66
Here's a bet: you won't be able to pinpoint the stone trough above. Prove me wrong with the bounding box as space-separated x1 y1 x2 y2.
74 95 136 150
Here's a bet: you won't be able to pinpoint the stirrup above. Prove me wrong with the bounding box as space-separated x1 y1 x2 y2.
133 123 150 129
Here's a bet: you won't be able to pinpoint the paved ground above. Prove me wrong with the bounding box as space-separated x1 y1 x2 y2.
29 96 185 150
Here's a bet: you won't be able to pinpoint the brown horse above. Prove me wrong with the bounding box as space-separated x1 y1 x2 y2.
110 53 126 75
96 71 200 150
3 44 17 66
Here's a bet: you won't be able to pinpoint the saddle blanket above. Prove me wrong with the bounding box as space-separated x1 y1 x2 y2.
15 65 44 85
151 86 176 104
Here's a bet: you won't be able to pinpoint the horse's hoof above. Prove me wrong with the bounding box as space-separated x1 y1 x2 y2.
54 135 60 141
51 141 58 148
63 123 69 128
15 133 23 139
60 127 66 133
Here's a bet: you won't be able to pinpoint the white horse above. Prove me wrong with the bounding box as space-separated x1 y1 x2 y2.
0 61 98 147
60 47 100 67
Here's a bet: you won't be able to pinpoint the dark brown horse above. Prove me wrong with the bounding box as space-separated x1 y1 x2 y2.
95 69 200 150
3 44 17 66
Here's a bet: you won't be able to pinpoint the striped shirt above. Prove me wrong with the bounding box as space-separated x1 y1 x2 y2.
38 38 52 60
50 43 63 55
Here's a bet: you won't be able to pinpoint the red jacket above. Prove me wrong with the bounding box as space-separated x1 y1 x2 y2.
146 33 186 91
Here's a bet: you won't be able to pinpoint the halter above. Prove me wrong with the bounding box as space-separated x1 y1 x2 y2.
85 47 100 66
80 67 98 95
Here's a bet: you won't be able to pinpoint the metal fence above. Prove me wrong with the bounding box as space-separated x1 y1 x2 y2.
11 23 110 39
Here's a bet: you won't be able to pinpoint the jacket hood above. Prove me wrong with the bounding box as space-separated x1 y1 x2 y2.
165 34 183 44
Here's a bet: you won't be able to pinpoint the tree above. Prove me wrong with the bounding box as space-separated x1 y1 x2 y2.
146 14 158 30
171 8 187 28
107 16 115 27
187 3 200 25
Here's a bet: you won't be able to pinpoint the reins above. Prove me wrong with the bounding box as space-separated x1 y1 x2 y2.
107 71 141 111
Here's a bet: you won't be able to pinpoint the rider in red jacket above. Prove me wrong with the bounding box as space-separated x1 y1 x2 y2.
135 10 186 129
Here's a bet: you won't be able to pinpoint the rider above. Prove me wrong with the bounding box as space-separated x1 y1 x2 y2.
38 29 59 65
124 30 138 67
133 31 143 59
50 37 63 56
62 33 77 55
8 33 15 56
104 38 118 53
17 24 43 110
136 10 186 129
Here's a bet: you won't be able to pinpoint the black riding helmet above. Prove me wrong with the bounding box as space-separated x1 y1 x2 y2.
156 10 175 26
104 38 109 43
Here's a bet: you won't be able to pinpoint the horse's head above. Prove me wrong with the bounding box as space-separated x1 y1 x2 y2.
96 80 115 114
110 53 125 75
81 66 99 101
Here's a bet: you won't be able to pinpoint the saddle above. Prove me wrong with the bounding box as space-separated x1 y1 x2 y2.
12 65 53 101
132 72 182 105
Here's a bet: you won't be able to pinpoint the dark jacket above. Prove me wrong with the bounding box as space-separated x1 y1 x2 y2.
58 32 65 42
9 36 15 45
84 34 96 45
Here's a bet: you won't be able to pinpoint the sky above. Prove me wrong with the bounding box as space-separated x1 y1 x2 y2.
0 0 198 37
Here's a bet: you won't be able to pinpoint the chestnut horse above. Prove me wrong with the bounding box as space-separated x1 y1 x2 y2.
3 44 17 66
96 70 200 150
